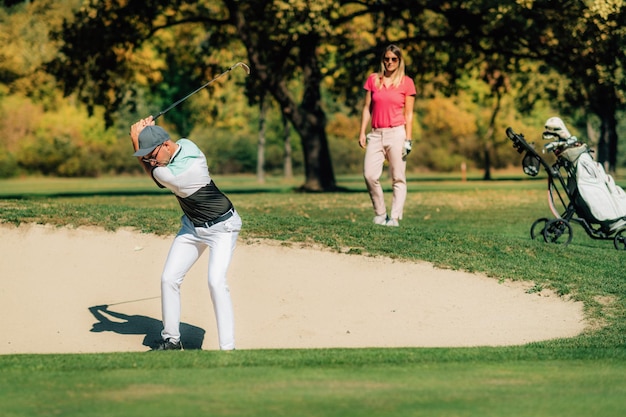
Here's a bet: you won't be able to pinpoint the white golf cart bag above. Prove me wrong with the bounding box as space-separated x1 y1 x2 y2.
507 118 626 248
555 139 626 232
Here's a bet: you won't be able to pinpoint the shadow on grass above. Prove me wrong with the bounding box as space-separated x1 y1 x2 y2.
88 305 205 350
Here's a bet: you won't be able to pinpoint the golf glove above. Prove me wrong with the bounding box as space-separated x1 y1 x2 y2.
402 140 412 161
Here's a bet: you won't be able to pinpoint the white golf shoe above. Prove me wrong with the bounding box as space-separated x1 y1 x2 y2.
373 214 387 225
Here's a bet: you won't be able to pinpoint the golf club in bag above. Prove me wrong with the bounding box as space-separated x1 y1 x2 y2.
152 61 251 121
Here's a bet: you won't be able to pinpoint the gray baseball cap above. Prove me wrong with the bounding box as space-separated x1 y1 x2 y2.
133 125 170 157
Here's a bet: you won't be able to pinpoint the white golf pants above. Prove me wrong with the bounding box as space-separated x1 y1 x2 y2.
363 126 407 220
160 212 241 350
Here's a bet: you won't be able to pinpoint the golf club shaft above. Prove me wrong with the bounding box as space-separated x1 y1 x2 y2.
152 62 250 121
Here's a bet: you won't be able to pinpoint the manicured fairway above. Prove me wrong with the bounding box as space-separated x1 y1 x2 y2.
0 175 625 416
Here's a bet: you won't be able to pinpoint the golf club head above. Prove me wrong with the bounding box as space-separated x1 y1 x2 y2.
234 62 251 75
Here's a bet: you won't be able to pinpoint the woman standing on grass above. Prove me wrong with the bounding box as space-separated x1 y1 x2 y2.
358 44 416 227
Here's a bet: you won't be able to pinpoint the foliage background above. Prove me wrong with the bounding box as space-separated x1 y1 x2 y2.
1 0 626 180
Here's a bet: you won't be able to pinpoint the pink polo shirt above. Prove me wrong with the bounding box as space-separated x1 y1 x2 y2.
364 73 416 129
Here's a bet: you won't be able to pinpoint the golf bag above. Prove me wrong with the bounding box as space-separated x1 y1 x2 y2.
559 144 626 232
506 117 626 249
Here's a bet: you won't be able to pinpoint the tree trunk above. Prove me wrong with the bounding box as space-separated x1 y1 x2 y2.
263 52 335 190
282 113 293 179
597 121 609 172
257 92 267 183
483 146 492 180
268 75 335 191
585 118 598 146
482 90 501 181
597 111 618 174
231 5 336 191
298 120 336 191
591 87 618 174
293 35 336 191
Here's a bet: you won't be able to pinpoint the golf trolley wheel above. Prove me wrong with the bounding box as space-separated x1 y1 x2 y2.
530 218 549 240
613 229 626 250
543 219 573 246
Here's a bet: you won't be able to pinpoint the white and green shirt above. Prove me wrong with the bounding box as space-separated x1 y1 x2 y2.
152 139 233 226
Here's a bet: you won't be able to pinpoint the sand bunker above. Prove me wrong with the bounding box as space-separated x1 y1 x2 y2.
0 224 586 354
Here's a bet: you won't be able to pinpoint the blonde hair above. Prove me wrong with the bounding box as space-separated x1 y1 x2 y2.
375 44 406 89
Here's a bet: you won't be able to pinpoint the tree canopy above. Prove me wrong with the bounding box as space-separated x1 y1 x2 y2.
2 0 626 181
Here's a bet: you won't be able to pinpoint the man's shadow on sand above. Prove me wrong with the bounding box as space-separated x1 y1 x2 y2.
88 305 205 350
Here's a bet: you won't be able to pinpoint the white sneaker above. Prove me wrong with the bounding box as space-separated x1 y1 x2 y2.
373 214 387 225
386 218 399 227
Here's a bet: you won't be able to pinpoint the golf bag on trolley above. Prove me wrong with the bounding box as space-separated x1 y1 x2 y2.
506 117 626 249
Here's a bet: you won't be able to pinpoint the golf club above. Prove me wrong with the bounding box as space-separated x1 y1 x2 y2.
152 61 251 121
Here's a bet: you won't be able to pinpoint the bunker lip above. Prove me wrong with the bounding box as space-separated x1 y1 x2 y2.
0 224 587 354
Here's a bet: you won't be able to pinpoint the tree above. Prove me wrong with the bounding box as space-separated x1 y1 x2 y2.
226 0 340 190
48 0 626 185
49 0 474 189
49 0 340 190
355 1 626 175
470 0 626 173
0 0 80 103
549 2 626 173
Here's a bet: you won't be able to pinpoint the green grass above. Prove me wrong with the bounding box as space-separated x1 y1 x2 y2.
1 174 625 416
0 349 625 417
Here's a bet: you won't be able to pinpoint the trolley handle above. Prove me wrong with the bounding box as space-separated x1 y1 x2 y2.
506 127 537 156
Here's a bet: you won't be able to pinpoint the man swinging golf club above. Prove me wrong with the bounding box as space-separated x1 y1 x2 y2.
128 62 249 351
129 116 242 351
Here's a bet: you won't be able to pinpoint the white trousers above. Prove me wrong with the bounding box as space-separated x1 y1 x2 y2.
363 126 407 220
160 211 241 350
